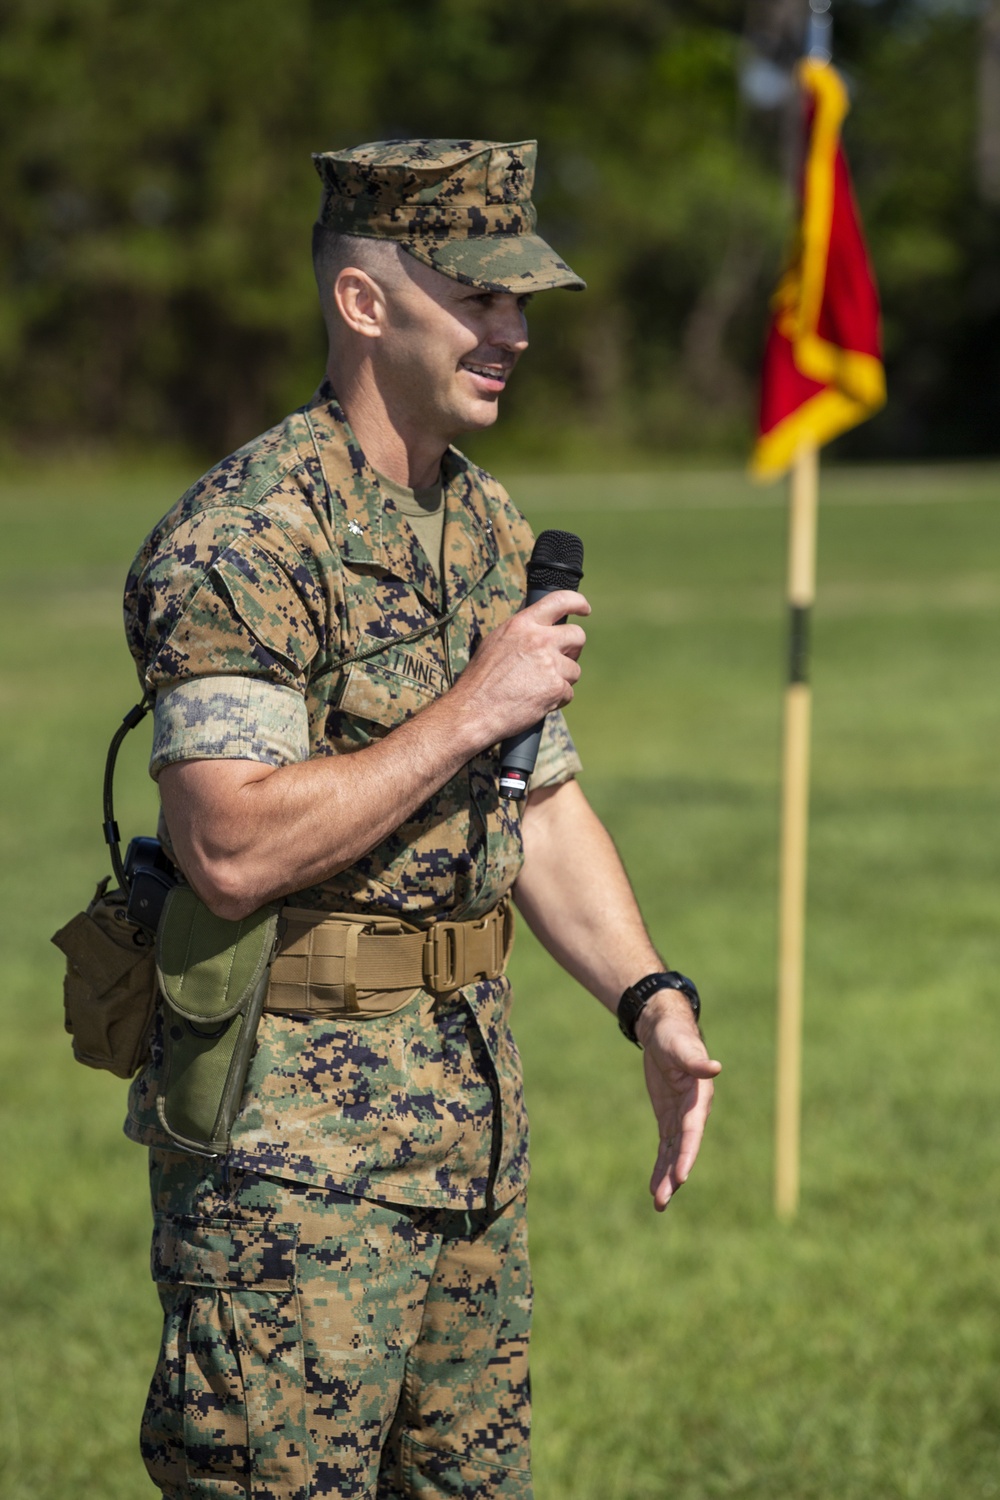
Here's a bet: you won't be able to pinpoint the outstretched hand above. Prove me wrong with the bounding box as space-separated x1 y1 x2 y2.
636 997 722 1212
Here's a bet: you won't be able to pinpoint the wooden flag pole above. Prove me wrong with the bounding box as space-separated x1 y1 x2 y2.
774 441 819 1220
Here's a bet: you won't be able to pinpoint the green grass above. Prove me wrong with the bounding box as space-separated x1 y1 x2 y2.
2 461 999 1497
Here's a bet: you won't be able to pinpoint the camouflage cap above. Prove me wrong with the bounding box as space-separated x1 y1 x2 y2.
312 138 585 296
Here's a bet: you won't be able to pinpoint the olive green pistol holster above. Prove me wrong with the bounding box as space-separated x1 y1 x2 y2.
155 886 280 1156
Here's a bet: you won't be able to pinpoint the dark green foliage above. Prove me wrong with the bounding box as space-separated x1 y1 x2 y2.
0 0 994 459
843 12 1000 458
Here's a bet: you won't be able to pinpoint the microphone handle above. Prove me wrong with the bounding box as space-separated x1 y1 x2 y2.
498 585 568 801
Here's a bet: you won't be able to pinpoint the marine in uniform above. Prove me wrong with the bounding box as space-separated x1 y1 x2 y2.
123 139 721 1500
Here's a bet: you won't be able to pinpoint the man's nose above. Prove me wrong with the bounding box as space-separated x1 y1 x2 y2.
488 298 529 352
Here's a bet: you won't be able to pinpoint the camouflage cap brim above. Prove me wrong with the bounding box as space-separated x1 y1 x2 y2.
402 231 586 295
313 139 586 294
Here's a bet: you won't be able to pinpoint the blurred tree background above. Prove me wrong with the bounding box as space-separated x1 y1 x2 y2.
0 0 995 466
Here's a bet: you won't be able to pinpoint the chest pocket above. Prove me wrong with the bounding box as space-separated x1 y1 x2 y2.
337 658 441 729
332 657 456 891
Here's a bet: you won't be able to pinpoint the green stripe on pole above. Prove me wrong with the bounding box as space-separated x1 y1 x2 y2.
788 604 811 685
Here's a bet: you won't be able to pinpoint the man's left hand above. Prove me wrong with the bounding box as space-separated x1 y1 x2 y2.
635 994 722 1211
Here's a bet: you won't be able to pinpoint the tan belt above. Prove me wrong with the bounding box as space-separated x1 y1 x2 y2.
264 898 514 1018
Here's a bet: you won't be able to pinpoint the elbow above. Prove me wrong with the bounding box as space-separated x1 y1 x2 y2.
159 761 284 921
185 856 267 924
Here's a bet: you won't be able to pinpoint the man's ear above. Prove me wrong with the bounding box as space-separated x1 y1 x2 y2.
333 268 386 340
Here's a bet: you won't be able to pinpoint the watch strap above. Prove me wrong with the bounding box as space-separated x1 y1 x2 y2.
617 970 701 1047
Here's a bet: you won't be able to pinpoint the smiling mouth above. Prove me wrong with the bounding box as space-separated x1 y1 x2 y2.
461 361 509 386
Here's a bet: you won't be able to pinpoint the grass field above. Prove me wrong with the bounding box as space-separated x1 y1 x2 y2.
2 460 999 1498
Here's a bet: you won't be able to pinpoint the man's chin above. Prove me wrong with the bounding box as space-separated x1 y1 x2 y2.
450 397 502 438
470 390 505 422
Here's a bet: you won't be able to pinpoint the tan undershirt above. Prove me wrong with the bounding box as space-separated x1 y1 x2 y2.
375 469 445 581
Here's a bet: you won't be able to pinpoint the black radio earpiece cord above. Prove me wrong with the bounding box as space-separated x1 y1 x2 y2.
102 695 152 893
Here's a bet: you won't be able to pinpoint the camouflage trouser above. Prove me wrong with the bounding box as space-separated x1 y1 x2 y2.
142 1151 532 1500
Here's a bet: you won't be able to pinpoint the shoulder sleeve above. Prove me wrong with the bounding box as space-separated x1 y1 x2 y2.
528 709 583 792
130 508 326 695
150 676 309 778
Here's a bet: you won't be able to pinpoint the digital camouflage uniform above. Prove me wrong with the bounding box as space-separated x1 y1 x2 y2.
123 140 585 1500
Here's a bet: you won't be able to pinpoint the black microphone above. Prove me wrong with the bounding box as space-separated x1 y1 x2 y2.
499 528 585 800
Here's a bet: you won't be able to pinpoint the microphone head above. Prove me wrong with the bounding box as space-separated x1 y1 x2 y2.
527 529 584 591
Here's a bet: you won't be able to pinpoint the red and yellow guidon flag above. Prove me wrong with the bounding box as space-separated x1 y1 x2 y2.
750 58 885 481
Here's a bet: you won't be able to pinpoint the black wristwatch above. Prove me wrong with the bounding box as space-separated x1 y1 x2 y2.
617 970 701 1047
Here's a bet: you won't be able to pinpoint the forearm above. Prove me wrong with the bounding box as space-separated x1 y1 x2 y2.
160 686 488 918
159 587 589 920
514 779 668 1011
517 777 720 1210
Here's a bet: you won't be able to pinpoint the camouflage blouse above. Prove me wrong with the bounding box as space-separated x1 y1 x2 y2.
122 383 581 1210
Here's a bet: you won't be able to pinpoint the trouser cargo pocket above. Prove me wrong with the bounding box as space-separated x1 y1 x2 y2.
399 1433 533 1498
143 1214 308 1500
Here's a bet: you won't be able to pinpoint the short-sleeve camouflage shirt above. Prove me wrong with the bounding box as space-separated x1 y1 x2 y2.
122 382 581 1210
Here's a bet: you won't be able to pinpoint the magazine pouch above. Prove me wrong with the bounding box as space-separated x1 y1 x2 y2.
155 885 280 1155
52 878 158 1078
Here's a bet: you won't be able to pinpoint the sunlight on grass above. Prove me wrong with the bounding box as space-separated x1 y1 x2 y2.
2 463 999 1497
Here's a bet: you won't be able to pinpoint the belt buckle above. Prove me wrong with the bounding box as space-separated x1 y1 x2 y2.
472 901 508 982
480 907 503 981
489 899 513 980
425 922 466 992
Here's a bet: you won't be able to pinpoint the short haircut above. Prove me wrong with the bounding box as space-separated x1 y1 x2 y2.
312 224 404 318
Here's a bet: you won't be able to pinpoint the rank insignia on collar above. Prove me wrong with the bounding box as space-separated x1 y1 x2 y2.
348 520 364 536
